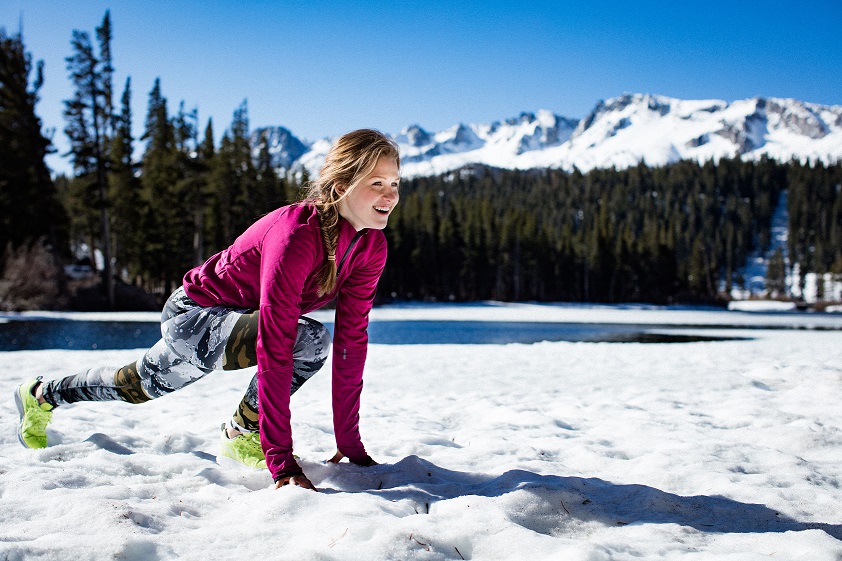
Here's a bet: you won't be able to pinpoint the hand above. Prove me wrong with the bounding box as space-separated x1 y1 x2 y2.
327 450 378 466
274 474 318 492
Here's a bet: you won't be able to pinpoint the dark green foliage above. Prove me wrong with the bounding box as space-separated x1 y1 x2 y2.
63 11 116 306
766 247 786 298
787 161 842 278
205 100 258 253
0 29 68 259
109 76 144 282
138 78 186 295
381 158 810 303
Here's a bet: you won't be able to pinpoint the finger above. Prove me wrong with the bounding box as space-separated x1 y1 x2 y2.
275 476 318 492
293 476 318 492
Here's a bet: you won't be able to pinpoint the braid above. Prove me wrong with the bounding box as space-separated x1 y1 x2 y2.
315 200 340 296
304 129 400 297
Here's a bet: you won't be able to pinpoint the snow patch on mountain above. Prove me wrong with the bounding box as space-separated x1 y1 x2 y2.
254 94 842 178
251 126 309 169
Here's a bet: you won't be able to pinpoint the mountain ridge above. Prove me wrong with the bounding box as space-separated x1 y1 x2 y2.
252 93 842 178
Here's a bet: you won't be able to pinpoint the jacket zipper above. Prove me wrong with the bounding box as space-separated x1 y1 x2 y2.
337 230 366 276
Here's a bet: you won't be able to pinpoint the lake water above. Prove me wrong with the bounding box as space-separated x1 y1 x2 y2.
0 319 745 351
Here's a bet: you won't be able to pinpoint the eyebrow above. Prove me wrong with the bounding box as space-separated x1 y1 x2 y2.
370 175 400 181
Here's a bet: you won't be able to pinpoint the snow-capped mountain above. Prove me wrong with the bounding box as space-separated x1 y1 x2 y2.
254 94 842 178
251 126 308 169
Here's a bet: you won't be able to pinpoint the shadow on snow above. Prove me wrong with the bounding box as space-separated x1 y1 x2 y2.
83 433 840 541
310 455 841 541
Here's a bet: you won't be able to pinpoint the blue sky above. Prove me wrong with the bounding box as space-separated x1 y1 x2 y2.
2 0 841 174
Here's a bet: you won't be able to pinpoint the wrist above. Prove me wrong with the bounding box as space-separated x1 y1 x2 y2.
272 468 305 483
350 454 375 467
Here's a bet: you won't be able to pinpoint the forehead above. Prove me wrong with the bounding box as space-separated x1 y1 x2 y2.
367 157 400 179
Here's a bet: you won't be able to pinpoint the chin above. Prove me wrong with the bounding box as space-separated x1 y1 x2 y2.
369 214 390 229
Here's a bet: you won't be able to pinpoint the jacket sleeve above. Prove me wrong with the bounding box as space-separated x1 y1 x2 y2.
331 233 387 464
256 222 320 481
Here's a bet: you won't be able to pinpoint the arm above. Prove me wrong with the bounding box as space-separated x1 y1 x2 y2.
256 224 320 482
331 233 387 465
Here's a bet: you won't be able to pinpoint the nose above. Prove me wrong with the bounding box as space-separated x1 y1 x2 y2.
383 185 399 201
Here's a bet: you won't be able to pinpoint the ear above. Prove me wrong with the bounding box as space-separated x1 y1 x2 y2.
334 181 348 196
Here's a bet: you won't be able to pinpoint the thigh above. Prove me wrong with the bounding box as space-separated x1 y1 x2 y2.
161 288 254 372
222 314 332 372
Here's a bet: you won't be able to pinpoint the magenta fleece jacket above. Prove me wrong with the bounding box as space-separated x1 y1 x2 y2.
182 203 386 481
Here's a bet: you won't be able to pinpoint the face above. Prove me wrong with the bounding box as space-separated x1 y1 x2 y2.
337 156 400 231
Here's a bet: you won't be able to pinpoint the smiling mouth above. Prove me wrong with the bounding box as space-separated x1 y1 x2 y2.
374 206 391 214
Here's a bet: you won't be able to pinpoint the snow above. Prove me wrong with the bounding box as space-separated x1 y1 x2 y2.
727 300 797 312
265 94 842 180
731 189 791 298
1 305 841 559
397 95 842 177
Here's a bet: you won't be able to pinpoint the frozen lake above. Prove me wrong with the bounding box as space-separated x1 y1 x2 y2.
2 301 840 351
0 318 750 351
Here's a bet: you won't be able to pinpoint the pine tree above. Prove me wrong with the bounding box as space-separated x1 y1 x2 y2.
228 100 258 234
193 118 216 264
207 100 257 250
0 29 68 257
139 78 181 294
108 76 143 282
63 11 116 307
766 247 786 298
254 129 285 213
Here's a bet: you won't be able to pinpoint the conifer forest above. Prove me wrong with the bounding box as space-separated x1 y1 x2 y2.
1 15 841 309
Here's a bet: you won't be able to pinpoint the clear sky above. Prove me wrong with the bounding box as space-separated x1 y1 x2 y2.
2 0 841 174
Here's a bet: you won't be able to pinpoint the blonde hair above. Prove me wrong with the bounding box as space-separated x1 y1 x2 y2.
305 129 400 296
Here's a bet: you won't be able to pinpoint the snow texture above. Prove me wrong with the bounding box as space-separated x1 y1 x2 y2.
1 305 841 560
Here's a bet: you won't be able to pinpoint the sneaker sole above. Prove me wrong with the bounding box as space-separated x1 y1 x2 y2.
13 385 27 448
216 453 267 470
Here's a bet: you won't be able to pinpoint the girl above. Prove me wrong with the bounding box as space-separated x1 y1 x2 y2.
15 129 401 491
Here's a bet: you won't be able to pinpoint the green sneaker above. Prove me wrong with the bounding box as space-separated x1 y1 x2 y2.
218 424 267 469
14 377 54 449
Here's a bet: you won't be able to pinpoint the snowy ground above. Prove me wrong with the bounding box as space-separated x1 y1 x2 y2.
1 305 841 560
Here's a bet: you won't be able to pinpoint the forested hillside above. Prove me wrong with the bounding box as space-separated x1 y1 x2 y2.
382 160 841 303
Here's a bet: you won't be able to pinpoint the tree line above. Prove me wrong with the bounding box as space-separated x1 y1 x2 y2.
382 159 841 303
1 15 841 309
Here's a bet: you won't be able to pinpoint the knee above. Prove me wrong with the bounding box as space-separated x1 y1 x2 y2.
314 323 332 361
295 317 332 366
114 361 152 404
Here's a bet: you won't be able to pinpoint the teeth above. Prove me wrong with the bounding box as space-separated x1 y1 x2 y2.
375 206 390 212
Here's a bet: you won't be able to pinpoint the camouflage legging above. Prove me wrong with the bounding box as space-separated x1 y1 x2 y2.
41 286 331 433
